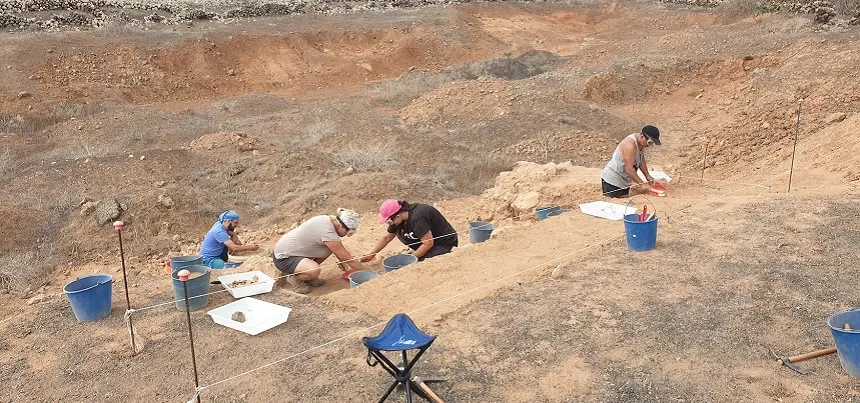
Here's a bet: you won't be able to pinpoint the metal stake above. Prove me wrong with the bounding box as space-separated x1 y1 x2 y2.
113 221 136 355
788 100 802 192
178 270 202 403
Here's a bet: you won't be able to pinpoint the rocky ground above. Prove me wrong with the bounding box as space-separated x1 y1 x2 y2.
0 0 480 31
0 0 859 32
3 1 860 401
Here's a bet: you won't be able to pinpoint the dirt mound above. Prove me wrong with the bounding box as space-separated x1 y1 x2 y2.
474 161 602 221
189 131 260 152
399 77 515 127
581 72 637 105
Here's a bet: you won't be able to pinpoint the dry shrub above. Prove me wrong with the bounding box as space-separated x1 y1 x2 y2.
372 72 459 108
93 18 137 38
0 246 54 292
119 194 182 257
437 154 514 194
716 0 765 22
42 141 116 163
831 0 860 14
0 147 13 178
535 131 556 163
335 144 396 172
0 101 102 134
298 120 336 148
32 188 78 223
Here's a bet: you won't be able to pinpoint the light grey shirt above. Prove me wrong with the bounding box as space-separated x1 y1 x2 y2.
601 133 643 188
273 215 341 259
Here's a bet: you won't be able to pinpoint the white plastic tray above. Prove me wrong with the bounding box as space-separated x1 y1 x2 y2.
207 297 291 335
579 201 632 221
217 271 274 299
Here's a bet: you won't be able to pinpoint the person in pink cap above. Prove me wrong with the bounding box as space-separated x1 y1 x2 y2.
363 200 458 262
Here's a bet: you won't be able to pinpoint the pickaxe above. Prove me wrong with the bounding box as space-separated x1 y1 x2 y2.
412 375 445 403
770 347 837 374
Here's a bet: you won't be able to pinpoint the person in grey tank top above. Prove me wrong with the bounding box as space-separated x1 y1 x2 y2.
600 125 662 198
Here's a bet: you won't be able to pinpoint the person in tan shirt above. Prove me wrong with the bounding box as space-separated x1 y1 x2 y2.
272 208 370 294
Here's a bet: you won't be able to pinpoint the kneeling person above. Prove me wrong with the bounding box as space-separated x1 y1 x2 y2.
363 200 458 262
272 208 369 294
200 210 259 269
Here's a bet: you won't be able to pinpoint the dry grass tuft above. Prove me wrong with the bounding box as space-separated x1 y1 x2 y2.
0 101 102 134
716 0 773 22
299 120 336 148
436 154 513 194
335 144 397 172
0 246 54 292
0 147 13 178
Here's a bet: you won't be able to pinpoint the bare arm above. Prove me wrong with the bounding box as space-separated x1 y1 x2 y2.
325 240 369 271
639 155 655 183
224 240 258 253
228 231 242 245
620 140 643 184
621 139 650 191
362 233 397 262
412 231 435 259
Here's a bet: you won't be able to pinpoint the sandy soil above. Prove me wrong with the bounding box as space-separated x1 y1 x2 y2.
2 1 860 402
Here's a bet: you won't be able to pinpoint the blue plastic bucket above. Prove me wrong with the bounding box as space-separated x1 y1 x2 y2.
383 254 418 272
171 265 211 312
469 221 494 243
349 271 378 288
623 214 658 252
828 309 860 376
223 261 243 269
170 254 203 275
536 206 562 221
63 274 113 322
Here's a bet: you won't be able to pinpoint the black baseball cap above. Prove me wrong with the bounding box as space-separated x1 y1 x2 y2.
642 125 661 145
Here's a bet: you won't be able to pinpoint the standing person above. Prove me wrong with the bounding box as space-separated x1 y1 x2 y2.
601 125 663 198
363 200 458 262
199 210 259 269
272 208 370 294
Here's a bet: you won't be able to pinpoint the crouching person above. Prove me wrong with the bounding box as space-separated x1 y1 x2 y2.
271 208 370 294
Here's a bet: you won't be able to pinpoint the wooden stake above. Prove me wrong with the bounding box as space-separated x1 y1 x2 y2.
701 137 710 184
788 100 802 192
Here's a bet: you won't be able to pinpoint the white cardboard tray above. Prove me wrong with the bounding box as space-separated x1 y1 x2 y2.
217 271 275 299
207 297 291 335
578 201 633 221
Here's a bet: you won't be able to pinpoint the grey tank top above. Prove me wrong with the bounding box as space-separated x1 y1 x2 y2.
601 133 642 188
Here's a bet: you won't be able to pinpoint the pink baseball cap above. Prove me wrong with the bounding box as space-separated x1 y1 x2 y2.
378 199 402 224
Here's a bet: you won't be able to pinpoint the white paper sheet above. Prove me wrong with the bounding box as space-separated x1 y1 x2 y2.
638 170 672 183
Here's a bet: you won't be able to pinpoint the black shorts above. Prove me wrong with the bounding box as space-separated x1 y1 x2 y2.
602 179 629 198
272 255 304 274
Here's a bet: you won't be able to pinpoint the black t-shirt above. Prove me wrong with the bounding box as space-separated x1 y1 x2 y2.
387 204 458 250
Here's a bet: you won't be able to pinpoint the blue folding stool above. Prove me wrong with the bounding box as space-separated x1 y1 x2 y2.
362 313 445 403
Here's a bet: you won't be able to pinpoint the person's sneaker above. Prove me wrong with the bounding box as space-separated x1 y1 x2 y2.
285 275 311 294
307 278 326 287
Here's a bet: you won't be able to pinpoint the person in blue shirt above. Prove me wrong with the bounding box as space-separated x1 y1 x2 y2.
199 210 259 269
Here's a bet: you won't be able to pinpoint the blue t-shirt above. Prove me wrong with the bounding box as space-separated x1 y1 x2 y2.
200 223 231 263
